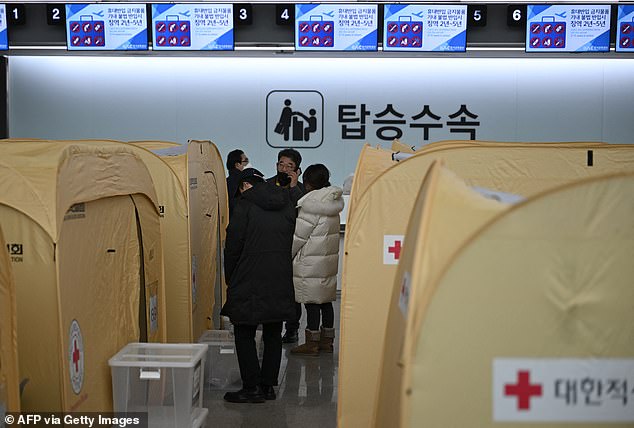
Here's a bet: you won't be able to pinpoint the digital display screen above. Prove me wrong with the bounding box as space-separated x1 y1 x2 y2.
616 5 634 52
151 4 233 51
66 4 148 51
526 5 610 52
0 5 7 51
295 4 378 51
383 4 467 52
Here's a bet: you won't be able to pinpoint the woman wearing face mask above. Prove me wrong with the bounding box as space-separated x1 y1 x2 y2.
290 164 344 356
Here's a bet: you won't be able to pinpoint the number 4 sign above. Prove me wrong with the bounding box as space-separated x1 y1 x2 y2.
276 4 293 26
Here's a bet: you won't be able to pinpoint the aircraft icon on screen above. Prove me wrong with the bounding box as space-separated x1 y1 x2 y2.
323 10 335 17
555 12 567 18
412 11 424 18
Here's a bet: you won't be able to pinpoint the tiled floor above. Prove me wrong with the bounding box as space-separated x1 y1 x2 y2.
202 297 340 427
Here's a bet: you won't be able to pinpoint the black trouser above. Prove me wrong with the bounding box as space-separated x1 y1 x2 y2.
305 302 334 331
284 303 302 331
234 322 283 389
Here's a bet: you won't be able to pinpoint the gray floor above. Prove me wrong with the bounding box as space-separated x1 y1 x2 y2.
202 299 340 428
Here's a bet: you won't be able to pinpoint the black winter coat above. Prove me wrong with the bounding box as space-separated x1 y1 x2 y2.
226 169 241 217
221 182 297 325
266 176 305 207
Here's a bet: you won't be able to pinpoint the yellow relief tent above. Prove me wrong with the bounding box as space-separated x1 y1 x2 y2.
346 144 397 227
128 142 188 191
187 140 228 333
130 139 228 337
375 161 512 427
0 224 19 413
339 141 634 428
0 140 165 412
57 139 188 343
390 139 416 153
124 140 199 342
393 172 634 427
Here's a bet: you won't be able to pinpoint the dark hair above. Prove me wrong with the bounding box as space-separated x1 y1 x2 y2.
277 148 302 168
236 168 265 196
226 149 244 171
303 164 330 191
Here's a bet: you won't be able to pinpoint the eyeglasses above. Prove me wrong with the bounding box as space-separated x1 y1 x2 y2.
240 159 249 164
277 161 296 171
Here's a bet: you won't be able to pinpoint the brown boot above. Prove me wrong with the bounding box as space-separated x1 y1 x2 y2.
290 329 320 356
319 327 335 353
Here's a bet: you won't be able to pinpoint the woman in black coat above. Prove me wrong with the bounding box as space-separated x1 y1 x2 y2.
221 168 297 403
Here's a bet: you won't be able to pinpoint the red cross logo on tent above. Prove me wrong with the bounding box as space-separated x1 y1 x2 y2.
72 339 81 372
68 319 84 394
504 370 542 410
383 235 404 265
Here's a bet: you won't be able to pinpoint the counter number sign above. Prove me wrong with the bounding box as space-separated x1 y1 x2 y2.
507 5 526 27
47 3 65 25
276 4 294 25
468 5 487 27
234 3 252 25
7 4 25 25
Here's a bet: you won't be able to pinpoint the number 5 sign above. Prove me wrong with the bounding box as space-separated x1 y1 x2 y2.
468 5 487 27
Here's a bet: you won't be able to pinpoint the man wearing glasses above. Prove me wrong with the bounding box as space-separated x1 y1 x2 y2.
267 148 305 343
267 148 305 207
226 149 251 217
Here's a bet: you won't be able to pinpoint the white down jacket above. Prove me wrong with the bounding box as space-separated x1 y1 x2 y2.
292 186 344 304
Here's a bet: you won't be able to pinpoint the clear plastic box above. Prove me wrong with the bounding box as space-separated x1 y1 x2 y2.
198 330 240 389
108 343 207 428
198 330 263 389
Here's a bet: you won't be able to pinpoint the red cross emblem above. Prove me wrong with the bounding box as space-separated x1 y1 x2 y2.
72 339 81 372
384 235 404 265
388 240 402 260
504 370 542 410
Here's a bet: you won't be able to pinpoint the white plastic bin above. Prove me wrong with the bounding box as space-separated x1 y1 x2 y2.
198 330 240 389
108 343 207 428
198 330 263 389
221 316 234 333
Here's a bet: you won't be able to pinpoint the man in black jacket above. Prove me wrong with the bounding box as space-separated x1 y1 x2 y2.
267 148 305 343
267 148 305 207
221 168 297 403
226 149 250 217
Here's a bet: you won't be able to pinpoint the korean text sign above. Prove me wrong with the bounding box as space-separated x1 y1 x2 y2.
494 358 634 422
295 4 378 51
152 4 233 51
383 4 467 52
66 4 148 51
526 5 610 52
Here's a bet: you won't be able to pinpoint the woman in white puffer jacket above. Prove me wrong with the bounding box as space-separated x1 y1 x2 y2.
290 164 344 356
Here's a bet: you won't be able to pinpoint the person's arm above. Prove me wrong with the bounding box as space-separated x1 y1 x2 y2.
292 210 318 259
224 201 248 285
293 111 309 121
288 182 304 205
